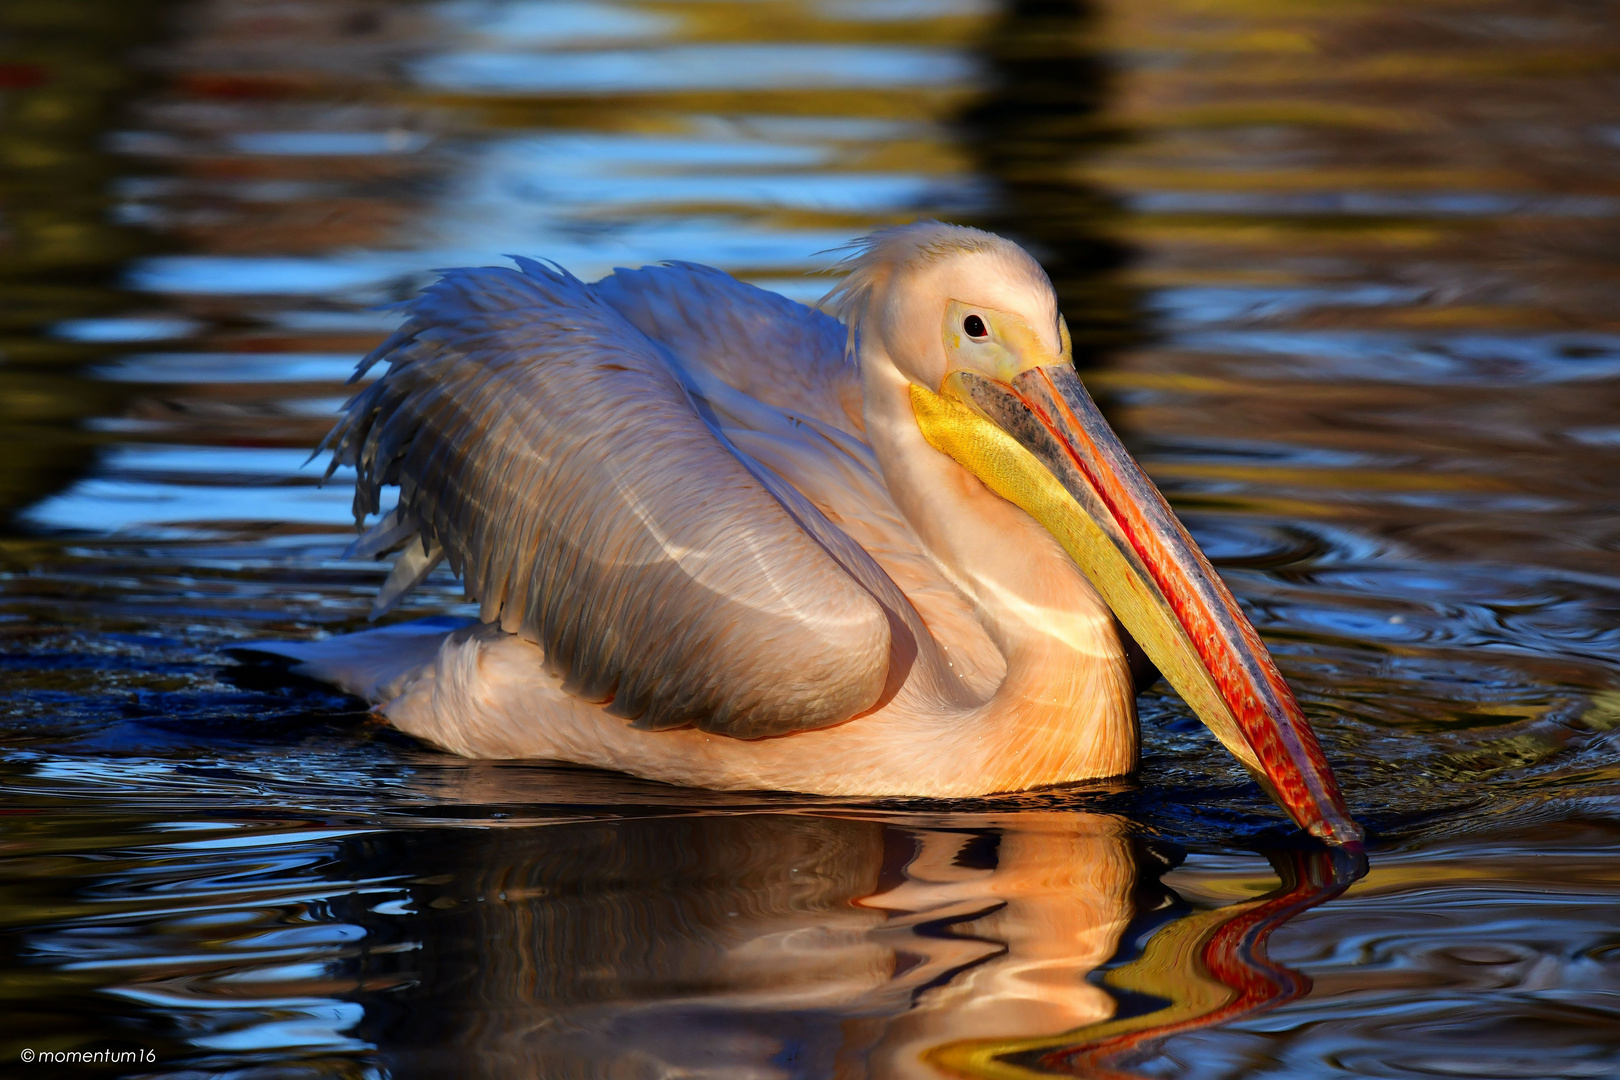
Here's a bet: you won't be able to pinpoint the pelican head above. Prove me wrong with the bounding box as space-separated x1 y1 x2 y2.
830 223 1360 845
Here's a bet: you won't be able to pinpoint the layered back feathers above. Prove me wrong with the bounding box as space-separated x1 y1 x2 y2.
321 260 894 737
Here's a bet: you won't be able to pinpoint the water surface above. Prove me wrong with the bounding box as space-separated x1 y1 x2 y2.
1 0 1618 1076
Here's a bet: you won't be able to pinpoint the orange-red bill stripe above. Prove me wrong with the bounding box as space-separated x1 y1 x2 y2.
1013 365 1361 844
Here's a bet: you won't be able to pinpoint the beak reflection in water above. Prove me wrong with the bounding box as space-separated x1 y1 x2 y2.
911 363 1361 846
364 808 1363 1079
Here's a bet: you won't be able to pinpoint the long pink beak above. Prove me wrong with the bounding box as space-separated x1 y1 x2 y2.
950 365 1361 845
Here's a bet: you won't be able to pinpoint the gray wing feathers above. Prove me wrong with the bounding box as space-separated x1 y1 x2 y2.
593 262 861 434
593 266 965 712
322 261 890 737
348 507 444 617
374 537 444 617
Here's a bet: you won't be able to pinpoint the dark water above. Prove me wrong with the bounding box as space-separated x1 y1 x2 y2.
2 1 1618 1076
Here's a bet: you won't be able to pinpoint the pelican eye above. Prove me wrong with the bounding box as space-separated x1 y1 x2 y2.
963 314 988 339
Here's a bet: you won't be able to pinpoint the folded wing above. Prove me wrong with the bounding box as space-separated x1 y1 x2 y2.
594 262 995 705
322 261 892 738
593 261 862 435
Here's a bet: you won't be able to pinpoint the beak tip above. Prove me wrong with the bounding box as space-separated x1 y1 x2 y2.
944 364 1367 845
1307 809 1364 847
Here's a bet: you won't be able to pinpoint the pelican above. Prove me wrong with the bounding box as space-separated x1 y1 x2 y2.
255 222 1360 844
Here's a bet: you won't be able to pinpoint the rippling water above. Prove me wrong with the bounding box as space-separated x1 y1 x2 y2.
2 1 1618 1076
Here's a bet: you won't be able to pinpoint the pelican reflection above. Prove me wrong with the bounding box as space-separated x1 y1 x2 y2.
345 807 1357 1078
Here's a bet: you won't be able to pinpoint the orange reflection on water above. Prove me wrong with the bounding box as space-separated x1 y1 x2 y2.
377 804 1359 1079
924 845 1361 1079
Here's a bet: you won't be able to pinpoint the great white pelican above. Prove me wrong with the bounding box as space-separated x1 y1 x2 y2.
255 222 1360 845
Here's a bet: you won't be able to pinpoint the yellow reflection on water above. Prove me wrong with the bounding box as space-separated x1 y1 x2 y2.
376 804 1357 1079
922 846 1357 1079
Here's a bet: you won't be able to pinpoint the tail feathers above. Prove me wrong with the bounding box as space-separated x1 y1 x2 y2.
231 616 473 702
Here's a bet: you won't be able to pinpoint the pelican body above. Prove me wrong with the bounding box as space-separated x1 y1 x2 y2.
261 223 1359 844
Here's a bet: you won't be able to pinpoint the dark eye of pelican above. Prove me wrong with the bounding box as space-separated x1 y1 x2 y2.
963 314 987 339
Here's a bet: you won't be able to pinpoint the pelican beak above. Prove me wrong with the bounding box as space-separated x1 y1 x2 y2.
911 365 1361 845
